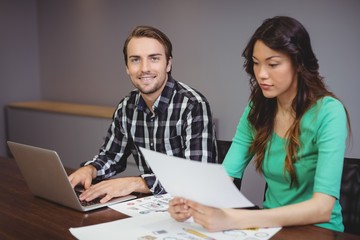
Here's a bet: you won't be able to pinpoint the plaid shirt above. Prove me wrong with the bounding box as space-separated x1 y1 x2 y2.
86 75 218 194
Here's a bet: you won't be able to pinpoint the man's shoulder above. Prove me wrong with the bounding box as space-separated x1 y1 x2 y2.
121 88 139 100
173 80 209 103
116 89 139 108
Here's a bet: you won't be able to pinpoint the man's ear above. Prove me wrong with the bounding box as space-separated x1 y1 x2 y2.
166 57 173 73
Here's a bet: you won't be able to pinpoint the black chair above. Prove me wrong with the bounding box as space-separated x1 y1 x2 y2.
340 157 360 235
216 140 242 190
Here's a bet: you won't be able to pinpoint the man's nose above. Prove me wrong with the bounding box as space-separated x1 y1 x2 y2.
141 60 150 72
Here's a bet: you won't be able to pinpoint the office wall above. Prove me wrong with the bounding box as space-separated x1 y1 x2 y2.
37 0 360 156
2 0 360 205
0 0 41 155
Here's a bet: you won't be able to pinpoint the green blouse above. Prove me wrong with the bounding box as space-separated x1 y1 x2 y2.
223 96 347 232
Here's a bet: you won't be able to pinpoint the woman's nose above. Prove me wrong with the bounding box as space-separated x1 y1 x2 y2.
258 65 268 79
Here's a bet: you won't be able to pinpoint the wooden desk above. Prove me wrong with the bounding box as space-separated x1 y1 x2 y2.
1 156 359 240
0 156 127 240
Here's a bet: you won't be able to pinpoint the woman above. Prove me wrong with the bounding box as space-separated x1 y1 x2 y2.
168 16 351 232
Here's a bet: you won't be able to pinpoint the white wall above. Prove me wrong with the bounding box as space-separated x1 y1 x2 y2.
0 0 41 155
2 0 360 205
37 0 360 156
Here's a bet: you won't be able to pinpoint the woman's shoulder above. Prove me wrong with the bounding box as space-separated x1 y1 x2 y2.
318 96 343 106
306 96 346 123
315 96 345 113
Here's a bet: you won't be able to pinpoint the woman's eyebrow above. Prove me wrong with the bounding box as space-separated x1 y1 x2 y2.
252 55 283 61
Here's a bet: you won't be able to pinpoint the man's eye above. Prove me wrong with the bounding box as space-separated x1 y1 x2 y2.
130 58 140 63
151 57 159 62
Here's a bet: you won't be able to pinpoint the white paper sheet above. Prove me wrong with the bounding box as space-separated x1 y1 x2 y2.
109 193 172 217
140 147 254 208
69 212 282 240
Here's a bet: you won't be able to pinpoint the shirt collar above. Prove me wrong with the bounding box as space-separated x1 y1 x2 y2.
136 74 175 113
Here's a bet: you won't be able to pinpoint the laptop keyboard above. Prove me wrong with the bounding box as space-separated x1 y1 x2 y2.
75 190 102 206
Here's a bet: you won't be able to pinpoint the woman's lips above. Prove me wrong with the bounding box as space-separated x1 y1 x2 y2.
260 83 273 90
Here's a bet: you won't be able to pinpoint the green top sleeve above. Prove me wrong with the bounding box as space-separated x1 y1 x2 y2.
222 103 254 178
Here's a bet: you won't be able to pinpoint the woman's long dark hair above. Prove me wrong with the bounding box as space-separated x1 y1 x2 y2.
242 16 351 186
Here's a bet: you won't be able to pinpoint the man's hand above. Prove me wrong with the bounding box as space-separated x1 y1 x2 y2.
68 165 97 190
78 177 150 203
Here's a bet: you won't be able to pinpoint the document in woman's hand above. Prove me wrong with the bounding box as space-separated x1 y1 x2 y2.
140 147 254 208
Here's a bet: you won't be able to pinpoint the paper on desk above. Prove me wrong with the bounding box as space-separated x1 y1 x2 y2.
140 147 254 208
69 212 282 240
109 193 172 217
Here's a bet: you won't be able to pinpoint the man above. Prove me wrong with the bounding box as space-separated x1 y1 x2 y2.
69 25 217 203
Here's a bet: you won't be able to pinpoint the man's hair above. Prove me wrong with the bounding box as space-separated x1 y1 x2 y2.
123 25 173 68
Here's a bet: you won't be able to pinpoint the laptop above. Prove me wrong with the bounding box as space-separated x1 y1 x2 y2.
7 141 136 212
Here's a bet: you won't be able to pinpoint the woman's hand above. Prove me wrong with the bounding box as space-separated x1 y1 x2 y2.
169 197 235 232
187 200 233 232
168 197 191 222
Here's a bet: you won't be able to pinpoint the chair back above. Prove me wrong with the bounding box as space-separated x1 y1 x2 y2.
216 140 242 190
217 140 232 164
340 157 360 235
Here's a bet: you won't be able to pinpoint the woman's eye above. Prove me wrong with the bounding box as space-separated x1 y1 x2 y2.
269 63 279 68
